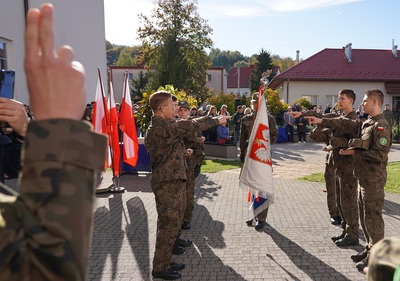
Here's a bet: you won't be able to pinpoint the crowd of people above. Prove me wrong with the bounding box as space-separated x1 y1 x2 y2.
1 3 400 281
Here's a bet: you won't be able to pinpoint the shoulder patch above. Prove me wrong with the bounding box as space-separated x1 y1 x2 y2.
379 137 388 146
377 126 384 131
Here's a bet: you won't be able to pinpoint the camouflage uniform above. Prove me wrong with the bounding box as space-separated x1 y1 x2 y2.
0 119 107 281
367 236 400 281
322 113 391 250
240 111 278 221
309 126 340 219
183 125 205 224
308 110 360 240
145 115 219 272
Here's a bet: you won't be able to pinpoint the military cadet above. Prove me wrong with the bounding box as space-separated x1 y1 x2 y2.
292 89 360 247
240 92 278 231
309 126 342 225
0 4 107 281
306 89 392 272
177 100 206 231
145 91 230 280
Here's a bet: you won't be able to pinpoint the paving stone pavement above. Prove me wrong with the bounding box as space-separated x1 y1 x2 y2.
87 142 400 281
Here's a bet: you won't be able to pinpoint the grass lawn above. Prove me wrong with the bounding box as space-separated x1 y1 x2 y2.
201 159 241 173
298 162 400 194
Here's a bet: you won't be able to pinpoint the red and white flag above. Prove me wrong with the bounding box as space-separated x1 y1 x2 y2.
239 93 274 216
108 82 121 176
92 74 110 171
119 75 139 167
92 76 108 135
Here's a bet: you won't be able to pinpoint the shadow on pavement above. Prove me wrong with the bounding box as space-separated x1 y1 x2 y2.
88 195 124 281
263 224 354 281
125 196 151 281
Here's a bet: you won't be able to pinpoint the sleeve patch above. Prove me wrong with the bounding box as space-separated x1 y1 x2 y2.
377 126 384 131
379 137 388 146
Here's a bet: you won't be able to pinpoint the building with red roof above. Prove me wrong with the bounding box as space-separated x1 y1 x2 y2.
269 43 400 111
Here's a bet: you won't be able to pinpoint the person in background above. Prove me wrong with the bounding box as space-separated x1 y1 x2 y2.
284 106 295 143
0 4 107 280
295 112 308 143
244 107 251 115
232 105 244 145
382 103 395 128
190 107 197 117
216 119 233 145
325 103 332 114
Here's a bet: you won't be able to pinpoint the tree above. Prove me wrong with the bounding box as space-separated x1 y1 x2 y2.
250 49 274 93
115 48 136 66
271 55 296 72
131 71 148 102
137 0 213 102
209 48 249 72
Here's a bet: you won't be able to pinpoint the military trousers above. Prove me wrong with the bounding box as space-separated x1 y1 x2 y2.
358 187 385 250
152 180 186 271
324 157 339 218
184 163 196 223
336 168 359 239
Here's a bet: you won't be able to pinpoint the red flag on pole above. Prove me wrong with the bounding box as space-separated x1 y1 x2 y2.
108 82 121 176
119 73 139 167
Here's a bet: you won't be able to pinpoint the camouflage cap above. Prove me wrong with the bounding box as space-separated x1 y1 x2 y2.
251 93 259 103
178 100 190 109
367 237 400 281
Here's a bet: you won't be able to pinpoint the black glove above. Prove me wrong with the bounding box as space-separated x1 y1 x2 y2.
194 164 201 178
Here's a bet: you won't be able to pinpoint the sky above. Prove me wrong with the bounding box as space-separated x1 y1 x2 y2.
104 0 399 60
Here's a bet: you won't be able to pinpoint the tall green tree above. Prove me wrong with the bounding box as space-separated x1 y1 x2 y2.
137 0 213 102
250 49 274 93
209 48 249 72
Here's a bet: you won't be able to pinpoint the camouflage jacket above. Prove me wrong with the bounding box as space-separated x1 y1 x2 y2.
0 119 107 281
239 112 278 158
145 115 218 185
321 113 392 187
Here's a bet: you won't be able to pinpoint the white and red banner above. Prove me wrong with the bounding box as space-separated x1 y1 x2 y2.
239 92 274 216
108 82 121 176
119 74 139 167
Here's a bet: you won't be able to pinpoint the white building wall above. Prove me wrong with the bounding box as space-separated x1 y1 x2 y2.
0 0 106 104
278 81 388 108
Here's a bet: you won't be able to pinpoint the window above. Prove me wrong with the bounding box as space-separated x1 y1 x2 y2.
302 95 318 106
326 95 337 108
207 74 212 82
128 73 134 80
0 41 7 70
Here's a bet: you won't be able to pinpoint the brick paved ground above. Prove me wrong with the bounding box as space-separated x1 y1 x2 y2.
86 142 400 281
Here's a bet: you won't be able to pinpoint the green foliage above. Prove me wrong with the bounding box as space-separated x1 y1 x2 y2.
250 49 275 92
264 88 284 116
205 92 237 116
294 97 312 111
137 0 212 102
209 48 249 72
137 85 198 132
271 54 296 72
115 48 136 66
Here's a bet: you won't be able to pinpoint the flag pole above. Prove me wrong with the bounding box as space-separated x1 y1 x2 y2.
107 70 125 193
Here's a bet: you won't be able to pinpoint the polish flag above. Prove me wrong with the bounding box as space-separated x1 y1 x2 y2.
239 92 274 216
108 82 121 176
119 75 138 167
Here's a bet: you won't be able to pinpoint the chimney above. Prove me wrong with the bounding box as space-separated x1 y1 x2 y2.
392 39 398 58
344 43 352 62
296 50 300 63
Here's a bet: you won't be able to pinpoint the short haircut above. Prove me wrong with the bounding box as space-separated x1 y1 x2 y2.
149 91 171 112
171 95 177 102
338 89 356 105
365 89 384 107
